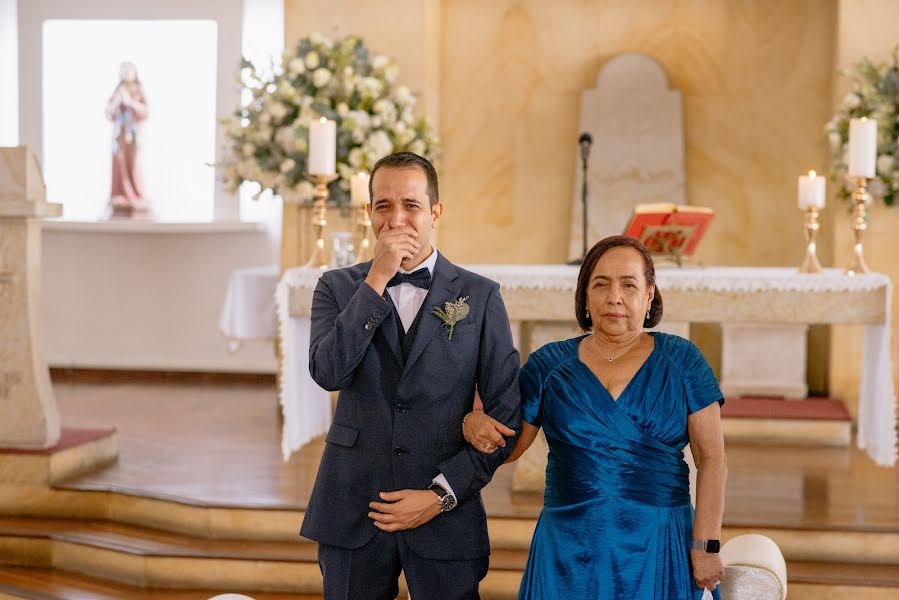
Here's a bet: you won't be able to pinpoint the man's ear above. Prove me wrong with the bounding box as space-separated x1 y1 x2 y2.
431 201 444 227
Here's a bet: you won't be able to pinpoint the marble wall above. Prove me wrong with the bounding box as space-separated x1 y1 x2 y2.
284 0 839 389
829 0 899 418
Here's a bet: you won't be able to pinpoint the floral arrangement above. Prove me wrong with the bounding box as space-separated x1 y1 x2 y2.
221 33 439 204
826 46 899 206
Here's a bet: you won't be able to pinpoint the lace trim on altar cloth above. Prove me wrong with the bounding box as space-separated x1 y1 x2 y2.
281 265 889 294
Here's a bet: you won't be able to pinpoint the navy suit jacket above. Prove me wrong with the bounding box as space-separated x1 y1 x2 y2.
299 253 522 560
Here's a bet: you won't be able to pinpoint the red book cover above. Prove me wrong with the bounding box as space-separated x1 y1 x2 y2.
622 203 714 257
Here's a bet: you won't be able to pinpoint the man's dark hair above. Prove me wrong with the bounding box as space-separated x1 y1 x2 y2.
575 235 664 331
369 152 439 206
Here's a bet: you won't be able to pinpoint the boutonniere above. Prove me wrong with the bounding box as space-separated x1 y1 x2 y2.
432 296 470 341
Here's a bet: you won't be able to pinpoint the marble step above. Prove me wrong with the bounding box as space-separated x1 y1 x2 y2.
1 518 898 599
0 565 321 600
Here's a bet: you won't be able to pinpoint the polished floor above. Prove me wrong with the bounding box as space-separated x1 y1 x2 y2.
53 379 899 533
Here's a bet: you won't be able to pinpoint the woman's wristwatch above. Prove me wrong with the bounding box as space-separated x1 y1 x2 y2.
691 539 721 553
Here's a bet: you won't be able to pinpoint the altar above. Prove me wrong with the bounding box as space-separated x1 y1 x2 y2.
276 265 897 467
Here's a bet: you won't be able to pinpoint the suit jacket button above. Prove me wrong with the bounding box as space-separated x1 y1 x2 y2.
396 403 407 413
364 322 373 330
393 446 405 456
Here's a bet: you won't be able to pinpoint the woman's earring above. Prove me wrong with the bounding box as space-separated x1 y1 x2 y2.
645 310 650 321
586 310 590 320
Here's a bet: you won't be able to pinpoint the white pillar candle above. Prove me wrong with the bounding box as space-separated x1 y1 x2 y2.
798 170 826 209
351 171 370 207
308 117 336 175
848 117 877 178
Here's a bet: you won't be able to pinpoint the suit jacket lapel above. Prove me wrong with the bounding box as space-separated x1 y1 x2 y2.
352 264 403 368
401 254 461 379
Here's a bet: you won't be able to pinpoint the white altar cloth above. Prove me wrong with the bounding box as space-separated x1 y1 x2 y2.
219 265 279 343
277 265 896 466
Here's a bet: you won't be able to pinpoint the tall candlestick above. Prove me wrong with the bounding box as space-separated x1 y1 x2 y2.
308 117 336 175
351 172 370 207
848 117 877 178
798 170 825 209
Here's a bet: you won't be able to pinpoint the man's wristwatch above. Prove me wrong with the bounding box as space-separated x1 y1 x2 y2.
691 539 721 553
428 482 457 512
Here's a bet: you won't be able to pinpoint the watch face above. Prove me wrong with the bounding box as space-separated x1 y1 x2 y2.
706 540 721 553
440 495 457 512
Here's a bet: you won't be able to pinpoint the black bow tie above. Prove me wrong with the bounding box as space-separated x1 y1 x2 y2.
386 269 431 290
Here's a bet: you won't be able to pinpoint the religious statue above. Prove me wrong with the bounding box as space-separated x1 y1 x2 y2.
105 61 149 218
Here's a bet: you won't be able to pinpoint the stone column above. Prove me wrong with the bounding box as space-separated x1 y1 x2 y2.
0 146 62 449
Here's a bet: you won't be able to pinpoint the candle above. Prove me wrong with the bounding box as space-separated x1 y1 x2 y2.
351 171 370 207
848 117 877 178
798 170 825 209
308 117 336 175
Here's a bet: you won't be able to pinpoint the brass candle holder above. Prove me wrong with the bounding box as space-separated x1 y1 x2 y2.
799 205 823 273
304 174 336 270
353 204 373 264
846 176 872 275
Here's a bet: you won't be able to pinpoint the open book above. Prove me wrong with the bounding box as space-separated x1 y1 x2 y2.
622 203 714 260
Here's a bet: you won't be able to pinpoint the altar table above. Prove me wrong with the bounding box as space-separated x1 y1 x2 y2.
276 265 896 466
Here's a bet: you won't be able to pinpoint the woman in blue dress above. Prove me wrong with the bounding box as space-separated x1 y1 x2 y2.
464 236 727 599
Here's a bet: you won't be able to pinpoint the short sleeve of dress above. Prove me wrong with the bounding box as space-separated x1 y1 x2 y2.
520 351 545 427
684 341 725 414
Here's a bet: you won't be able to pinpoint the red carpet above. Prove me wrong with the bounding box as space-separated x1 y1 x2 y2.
722 397 851 421
0 427 116 455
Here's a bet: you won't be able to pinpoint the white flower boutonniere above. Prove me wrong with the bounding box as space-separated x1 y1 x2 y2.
432 296 470 341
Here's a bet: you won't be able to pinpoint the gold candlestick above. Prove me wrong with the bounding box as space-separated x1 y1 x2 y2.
799 205 823 273
353 204 373 264
846 176 872 275
304 174 335 270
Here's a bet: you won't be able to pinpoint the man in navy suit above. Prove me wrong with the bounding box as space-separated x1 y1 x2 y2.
300 152 521 599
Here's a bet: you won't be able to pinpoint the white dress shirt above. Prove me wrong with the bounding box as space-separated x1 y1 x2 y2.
386 248 457 506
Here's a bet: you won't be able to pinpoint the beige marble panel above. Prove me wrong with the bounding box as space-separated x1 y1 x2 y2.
829 1 899 419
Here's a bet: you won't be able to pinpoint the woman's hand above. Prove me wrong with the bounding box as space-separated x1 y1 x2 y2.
462 411 515 454
690 549 724 592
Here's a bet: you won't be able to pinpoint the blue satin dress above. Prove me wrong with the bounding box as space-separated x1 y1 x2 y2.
518 333 723 600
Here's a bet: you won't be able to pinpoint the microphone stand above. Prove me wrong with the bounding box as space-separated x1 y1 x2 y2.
568 133 592 265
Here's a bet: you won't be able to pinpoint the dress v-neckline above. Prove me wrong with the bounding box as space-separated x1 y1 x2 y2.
575 332 657 403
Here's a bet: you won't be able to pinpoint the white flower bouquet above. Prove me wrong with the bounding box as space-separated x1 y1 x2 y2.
827 46 899 206
221 33 439 204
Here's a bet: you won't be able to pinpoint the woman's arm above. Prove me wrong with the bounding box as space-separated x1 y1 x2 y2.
687 401 727 591
462 411 540 464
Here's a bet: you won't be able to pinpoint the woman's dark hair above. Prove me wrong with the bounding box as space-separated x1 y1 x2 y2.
575 235 663 331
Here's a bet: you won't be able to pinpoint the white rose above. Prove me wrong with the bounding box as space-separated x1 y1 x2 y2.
372 54 389 70
313 68 332 88
394 85 414 107
309 32 324 46
297 180 315 201
409 139 426 156
280 158 296 174
343 66 353 76
844 92 861 108
384 65 399 83
242 143 255 157
348 148 364 168
358 77 383 99
259 111 272 125
305 51 320 70
372 116 382 128
828 131 842 150
275 127 296 152
877 154 894 175
288 57 305 75
337 102 350 117
364 130 393 163
269 101 288 121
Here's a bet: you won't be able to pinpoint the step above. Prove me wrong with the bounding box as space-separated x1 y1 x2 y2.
1 518 898 599
0 565 322 600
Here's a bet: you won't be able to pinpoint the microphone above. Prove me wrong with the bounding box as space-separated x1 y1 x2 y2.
578 132 593 165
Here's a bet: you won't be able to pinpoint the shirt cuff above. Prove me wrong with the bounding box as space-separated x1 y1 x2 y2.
432 473 457 509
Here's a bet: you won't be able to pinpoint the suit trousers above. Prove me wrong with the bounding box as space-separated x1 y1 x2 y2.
318 528 489 600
